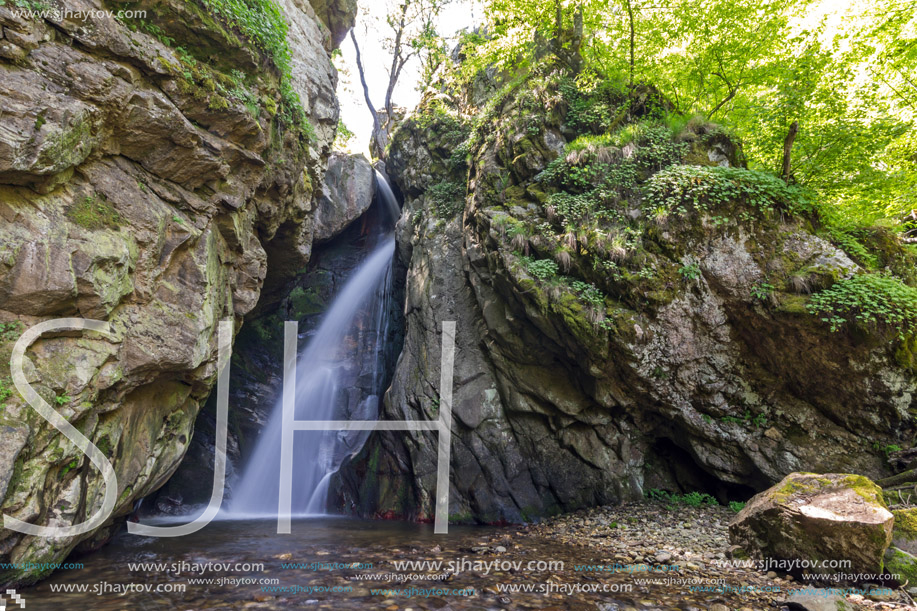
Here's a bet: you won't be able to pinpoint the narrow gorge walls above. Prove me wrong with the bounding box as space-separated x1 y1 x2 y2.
0 0 355 585
336 72 917 525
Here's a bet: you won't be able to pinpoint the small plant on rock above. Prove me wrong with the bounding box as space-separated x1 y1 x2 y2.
678 262 701 282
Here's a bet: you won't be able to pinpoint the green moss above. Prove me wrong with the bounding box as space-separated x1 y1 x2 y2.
884 546 917 585
893 508 917 542
776 294 810 315
288 286 325 318
95 435 113 458
58 459 79 480
841 474 887 507
36 115 92 169
427 181 465 218
448 510 474 524
66 195 122 231
207 94 230 111
769 473 822 504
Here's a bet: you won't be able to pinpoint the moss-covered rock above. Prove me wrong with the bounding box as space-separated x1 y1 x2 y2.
0 0 356 588
336 61 917 527
729 473 893 583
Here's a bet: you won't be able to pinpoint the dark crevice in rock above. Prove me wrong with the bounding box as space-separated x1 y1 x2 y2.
644 437 760 503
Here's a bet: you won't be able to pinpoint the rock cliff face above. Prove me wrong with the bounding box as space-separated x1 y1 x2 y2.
335 70 917 524
0 0 353 585
148 152 386 514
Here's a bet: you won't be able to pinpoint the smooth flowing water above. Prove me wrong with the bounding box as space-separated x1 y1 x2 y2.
228 175 401 518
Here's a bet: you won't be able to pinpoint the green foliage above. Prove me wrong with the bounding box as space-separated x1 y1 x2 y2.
413 100 471 172
0 377 12 411
826 227 879 269
645 488 718 508
334 119 354 148
558 76 632 135
537 122 686 210
54 394 71 406
198 0 310 135
678 262 701 282
469 0 914 231
729 501 746 513
806 273 917 341
720 409 767 429
427 181 465 218
0 321 23 343
59 459 79 480
872 442 903 458
751 280 775 302
571 280 605 307
5 0 49 10
66 195 122 231
523 257 558 281
644 165 814 220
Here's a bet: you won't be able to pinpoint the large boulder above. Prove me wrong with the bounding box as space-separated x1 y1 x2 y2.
729 473 893 580
313 152 376 242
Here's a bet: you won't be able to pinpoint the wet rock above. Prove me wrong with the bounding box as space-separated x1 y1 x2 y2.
785 591 859 610
337 70 917 526
0 0 356 587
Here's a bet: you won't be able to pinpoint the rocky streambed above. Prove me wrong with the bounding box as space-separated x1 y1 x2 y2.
22 502 914 610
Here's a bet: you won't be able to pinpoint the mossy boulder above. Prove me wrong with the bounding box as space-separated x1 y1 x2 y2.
729 473 893 582
884 545 917 587
885 507 917 586
891 508 917 555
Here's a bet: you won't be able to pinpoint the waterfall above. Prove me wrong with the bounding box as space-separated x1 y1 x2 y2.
227 175 401 518
374 169 402 224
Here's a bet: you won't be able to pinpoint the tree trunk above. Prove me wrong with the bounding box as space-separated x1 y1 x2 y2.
624 0 635 86
350 30 383 158
782 120 799 184
385 1 411 121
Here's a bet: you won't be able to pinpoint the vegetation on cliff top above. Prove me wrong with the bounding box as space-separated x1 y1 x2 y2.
391 0 917 350
112 0 314 138
456 0 915 229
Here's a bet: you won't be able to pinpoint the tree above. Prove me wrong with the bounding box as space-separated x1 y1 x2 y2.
350 0 451 159
462 0 915 228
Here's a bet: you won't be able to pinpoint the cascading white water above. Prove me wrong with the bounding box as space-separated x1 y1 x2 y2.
227 178 401 518
374 169 402 223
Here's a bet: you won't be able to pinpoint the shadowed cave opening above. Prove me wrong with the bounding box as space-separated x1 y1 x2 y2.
643 438 760 504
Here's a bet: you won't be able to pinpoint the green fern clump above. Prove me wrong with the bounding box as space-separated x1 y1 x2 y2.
522 257 559 280
806 273 917 340
644 165 814 219
199 0 311 134
427 181 465 218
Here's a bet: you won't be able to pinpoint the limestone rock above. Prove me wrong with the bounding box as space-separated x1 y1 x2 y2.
0 0 356 587
729 473 893 579
313 152 375 243
309 0 358 47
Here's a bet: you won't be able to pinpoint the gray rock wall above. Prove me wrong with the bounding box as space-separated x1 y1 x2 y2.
0 0 354 585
